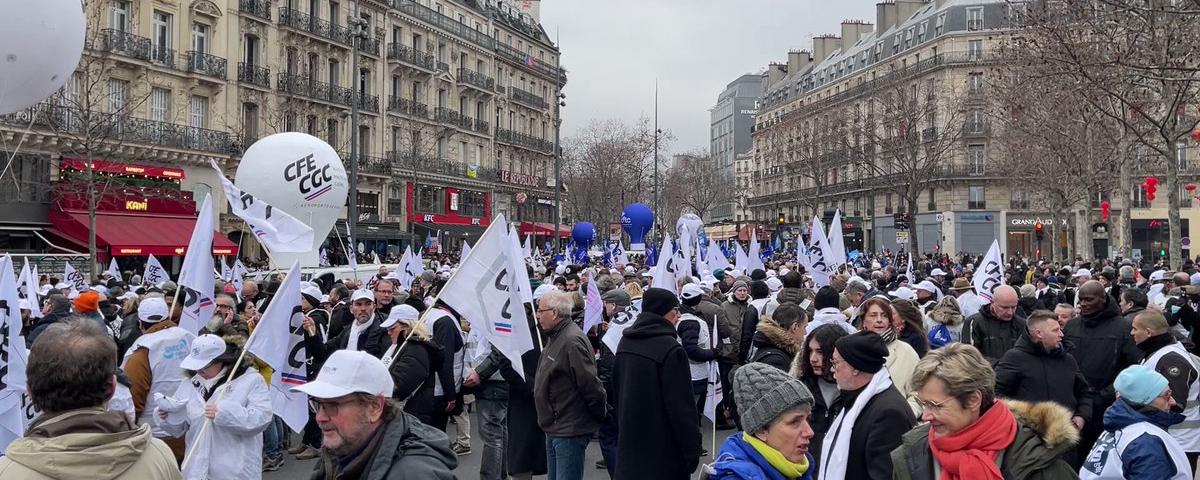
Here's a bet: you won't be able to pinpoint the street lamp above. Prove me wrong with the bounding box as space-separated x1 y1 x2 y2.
554 90 565 252
347 1 368 250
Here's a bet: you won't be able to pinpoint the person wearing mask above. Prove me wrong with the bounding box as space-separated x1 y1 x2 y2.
706 362 816 480
613 288 702 480
379 304 442 426
790 323 850 472
678 283 719 423
154 334 271 479
1079 365 1190 479
808 286 855 338
123 296 196 462
962 285 1026 363
819 331 916 480
749 303 807 373
1130 310 1200 465
892 343 1080 479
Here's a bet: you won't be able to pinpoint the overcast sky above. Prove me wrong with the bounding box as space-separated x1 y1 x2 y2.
539 0 875 154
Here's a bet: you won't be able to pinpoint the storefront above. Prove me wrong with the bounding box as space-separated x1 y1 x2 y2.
1131 219 1189 263
873 213 941 254
954 212 1001 256
407 182 491 254
1005 215 1069 258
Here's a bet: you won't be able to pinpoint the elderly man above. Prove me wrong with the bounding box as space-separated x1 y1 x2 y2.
303 289 388 365
962 285 1025 363
294 350 456 479
533 291 606 480
950 277 984 318
1131 310 1200 466
1054 303 1076 329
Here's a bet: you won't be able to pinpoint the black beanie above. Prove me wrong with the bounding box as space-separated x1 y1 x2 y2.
749 280 770 300
835 331 890 374
815 286 840 310
682 294 702 307
642 288 679 316
781 271 803 289
750 269 767 281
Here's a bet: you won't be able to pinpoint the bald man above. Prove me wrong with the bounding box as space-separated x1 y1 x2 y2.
962 285 1026 363
1133 310 1200 463
1065 280 1142 456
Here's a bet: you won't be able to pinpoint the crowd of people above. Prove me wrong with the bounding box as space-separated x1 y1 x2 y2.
4 248 1200 480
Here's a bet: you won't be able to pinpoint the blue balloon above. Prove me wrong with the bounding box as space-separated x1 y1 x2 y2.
572 222 596 247
621 203 654 247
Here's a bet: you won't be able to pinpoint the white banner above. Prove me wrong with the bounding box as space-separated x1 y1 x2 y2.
583 269 603 334
177 194 217 334
0 255 30 451
17 259 41 319
245 261 308 433
972 240 1004 303
107 258 121 281
807 216 833 288
62 262 86 293
212 160 315 254
828 210 847 272
143 255 168 287
747 229 765 273
651 234 677 294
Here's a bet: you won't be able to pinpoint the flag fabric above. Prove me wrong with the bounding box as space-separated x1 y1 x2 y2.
231 259 248 296
17 259 41 319
972 240 1004 303
144 254 168 287
220 257 234 282
506 226 534 305
213 160 315 253
650 234 677 294
828 210 847 273
0 255 31 452
245 260 308 433
747 229 765 273
394 248 415 291
645 243 658 267
702 318 722 423
808 216 833 288
461 241 472 260
583 269 603 334
678 224 695 266
318 249 330 267
107 258 121 281
761 241 775 262
734 242 750 274
344 224 358 272
796 233 812 272
177 194 217 334
62 262 86 293
523 234 533 259
773 235 782 254
672 247 691 287
695 244 709 281
437 214 535 379
601 304 637 354
706 242 730 271
905 253 914 284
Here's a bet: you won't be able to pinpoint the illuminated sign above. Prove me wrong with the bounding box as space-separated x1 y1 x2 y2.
125 200 149 211
118 248 143 254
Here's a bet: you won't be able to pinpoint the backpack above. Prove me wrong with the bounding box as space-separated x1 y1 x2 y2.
928 323 954 349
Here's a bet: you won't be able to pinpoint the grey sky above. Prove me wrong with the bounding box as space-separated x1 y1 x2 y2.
539 0 874 154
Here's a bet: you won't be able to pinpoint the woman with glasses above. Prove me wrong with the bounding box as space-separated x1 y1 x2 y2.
890 343 1079 480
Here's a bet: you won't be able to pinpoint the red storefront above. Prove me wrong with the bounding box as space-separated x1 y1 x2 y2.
407 182 491 252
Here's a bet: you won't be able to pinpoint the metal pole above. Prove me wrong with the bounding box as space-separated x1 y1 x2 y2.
554 68 563 253
348 0 363 251
653 81 659 243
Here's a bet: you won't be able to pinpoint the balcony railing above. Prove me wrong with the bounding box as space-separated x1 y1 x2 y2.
472 118 489 135
434 107 469 128
277 72 357 108
278 7 352 46
354 154 391 175
437 60 450 72
97 29 152 62
387 96 429 117
496 128 553 153
0 103 238 154
386 150 498 181
509 86 548 110
386 43 436 71
495 42 566 83
239 0 272 21
238 62 271 88
358 35 382 57
184 51 228 79
149 46 175 68
457 68 495 91
353 92 379 113
393 0 495 50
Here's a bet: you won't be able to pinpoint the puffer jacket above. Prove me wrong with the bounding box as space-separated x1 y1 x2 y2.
995 335 1094 422
310 409 457 480
748 318 799 373
1064 295 1142 411
891 400 1080 480
963 304 1027 363
1080 398 1188 480
705 432 814 480
0 408 180 480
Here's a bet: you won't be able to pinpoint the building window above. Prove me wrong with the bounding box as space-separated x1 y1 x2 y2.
968 144 986 175
189 95 208 128
416 185 443 213
967 8 984 31
969 72 983 95
150 88 170 122
935 13 946 36
191 23 209 54
1182 185 1194 208
111 0 131 32
1010 189 1029 210
358 125 370 156
968 186 986 209
243 103 259 141
927 188 937 211
327 118 339 148
1177 142 1188 169
967 110 986 133
107 79 128 113
968 40 983 60
1132 187 1149 208
885 193 893 214
460 190 486 217
152 12 173 64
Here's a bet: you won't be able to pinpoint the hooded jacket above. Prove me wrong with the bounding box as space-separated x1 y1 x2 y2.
748 318 798 373
963 304 1028 363
0 408 180 480
310 409 457 480
1064 295 1142 412
890 400 1080 480
995 335 1095 422
706 432 814 480
1081 398 1189 480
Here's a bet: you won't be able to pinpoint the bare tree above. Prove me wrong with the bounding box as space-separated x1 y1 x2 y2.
561 117 670 227
662 150 735 221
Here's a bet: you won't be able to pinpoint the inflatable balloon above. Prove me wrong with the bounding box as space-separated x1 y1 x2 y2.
676 213 704 241
0 0 86 115
235 133 349 268
572 222 596 248
621 203 654 250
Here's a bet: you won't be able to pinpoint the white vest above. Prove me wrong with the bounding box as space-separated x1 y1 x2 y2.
1142 341 1200 452
676 313 711 382
425 308 465 397
1079 420 1191 480
122 326 195 437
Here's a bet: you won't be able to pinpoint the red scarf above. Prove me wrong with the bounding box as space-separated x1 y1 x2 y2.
928 400 1018 480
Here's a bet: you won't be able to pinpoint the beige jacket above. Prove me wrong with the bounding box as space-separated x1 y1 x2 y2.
0 408 180 480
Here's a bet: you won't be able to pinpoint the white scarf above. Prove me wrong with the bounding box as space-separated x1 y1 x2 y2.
819 369 894 480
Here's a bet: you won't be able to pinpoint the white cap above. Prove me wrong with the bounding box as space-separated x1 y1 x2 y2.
641 271 653 277
137 297 169 323
915 281 940 294
779 268 791 276
37 284 52 296
930 268 947 277
765 277 783 293
1150 270 1167 282
554 265 566 275
533 284 557 301
1072 268 1092 279
624 266 636 275
350 289 375 303
381 304 420 328
700 278 718 290
17 299 31 311
180 334 226 370
766 270 778 278
680 283 705 301
320 294 330 304
91 285 109 296
54 282 70 290
292 350 394 399
301 284 323 301
889 286 917 301
119 292 138 301
1191 272 1200 286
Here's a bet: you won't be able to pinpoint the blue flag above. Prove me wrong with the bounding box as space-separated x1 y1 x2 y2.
761 242 774 261
646 244 659 266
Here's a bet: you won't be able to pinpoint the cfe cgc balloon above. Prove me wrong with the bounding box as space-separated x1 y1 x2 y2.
235 133 348 268
621 203 654 251
0 0 86 115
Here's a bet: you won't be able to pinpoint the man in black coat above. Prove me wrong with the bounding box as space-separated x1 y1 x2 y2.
613 288 702 480
303 289 389 365
962 285 1026 363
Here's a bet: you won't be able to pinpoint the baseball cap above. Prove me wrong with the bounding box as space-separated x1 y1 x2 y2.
137 297 169 323
915 281 939 294
350 289 375 303
765 277 783 293
180 334 226 370
380 304 420 328
17 299 31 311
1150 270 1166 282
292 350 394 399
1072 268 1092 279
930 268 947 277
889 286 917 301
301 285 323 306
533 284 557 301
680 283 705 301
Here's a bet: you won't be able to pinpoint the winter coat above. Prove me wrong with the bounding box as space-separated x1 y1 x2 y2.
1122 306 1147 325
25 310 73 346
504 322 547 475
890 399 1081 480
533 318 607 437
748 318 799 373
614 312 703 479
923 302 964 346
995 335 1095 422
0 408 180 480
309 409 457 480
1063 295 1142 415
384 336 443 425
806 307 856 340
829 382 916 480
797 374 839 471
897 327 929 358
155 368 272 480
721 298 749 362
706 432 814 480
1080 398 1189 480
963 304 1028 363
884 338 922 415
305 313 389 366
698 297 735 362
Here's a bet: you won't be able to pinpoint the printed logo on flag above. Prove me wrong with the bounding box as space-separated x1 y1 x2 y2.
494 322 513 334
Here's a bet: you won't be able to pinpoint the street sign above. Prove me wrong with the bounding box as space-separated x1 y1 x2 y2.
896 231 910 244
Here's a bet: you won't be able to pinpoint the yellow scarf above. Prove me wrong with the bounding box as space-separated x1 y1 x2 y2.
742 432 810 479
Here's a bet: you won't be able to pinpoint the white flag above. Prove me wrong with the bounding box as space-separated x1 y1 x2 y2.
972 240 1004 303
212 160 314 253
734 242 750 275
808 216 833 288
583 269 603 334
706 242 730 271
905 253 914 284
143 254 168 287
695 244 709 281
107 258 122 281
17 259 42 320
523 234 533 259
796 234 812 272
747 229 765 273
461 241 472 260
703 359 722 423
651 234 677 294
601 304 638 354
245 260 308 433
436 214 535 379
177 194 217 334
231 259 248 296
507 227 534 305
828 210 847 272
372 251 382 265
0 255 30 449
62 262 86 293
394 248 414 291
344 223 358 272
220 257 234 282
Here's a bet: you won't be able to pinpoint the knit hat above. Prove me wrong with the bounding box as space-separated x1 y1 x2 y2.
1115 365 1169 406
73 291 101 313
815 286 840 310
749 281 770 300
601 288 632 307
835 331 890 374
641 288 679 316
731 280 750 294
733 362 815 434
750 269 767 281
713 269 727 281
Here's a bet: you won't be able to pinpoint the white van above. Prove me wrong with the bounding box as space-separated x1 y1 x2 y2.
248 264 400 291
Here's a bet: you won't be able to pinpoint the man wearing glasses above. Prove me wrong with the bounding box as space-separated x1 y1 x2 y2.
294 350 456 479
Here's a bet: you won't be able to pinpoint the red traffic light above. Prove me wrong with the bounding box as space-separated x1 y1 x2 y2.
1034 222 1044 232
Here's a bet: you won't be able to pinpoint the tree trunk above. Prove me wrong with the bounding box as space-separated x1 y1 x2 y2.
1117 132 1133 259
1050 197 1062 263
907 194 919 258
1168 139 1183 269
87 155 98 280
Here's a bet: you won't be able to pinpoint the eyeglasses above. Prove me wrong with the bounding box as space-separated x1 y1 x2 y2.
537 308 554 314
310 396 361 416
915 396 955 412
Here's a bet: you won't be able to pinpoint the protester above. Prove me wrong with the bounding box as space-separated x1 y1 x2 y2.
679 283 719 419
1079 365 1190 479
949 278 983 319
123 296 196 462
26 293 71 346
422 300 468 432
1130 310 1200 464
1120 289 1149 324
790 323 851 473
962 285 1026 363
808 286 855 337
303 288 388 363
889 299 930 357
857 297 920 412
721 280 752 363
707 362 815 480
749 303 807 372
924 295 964 349
379 304 442 425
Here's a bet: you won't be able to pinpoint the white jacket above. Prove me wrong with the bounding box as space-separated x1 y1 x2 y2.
806 308 856 340
155 368 272 480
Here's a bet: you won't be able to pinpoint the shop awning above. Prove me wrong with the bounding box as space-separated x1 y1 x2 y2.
705 224 738 240
517 221 571 237
413 222 486 238
50 211 238 256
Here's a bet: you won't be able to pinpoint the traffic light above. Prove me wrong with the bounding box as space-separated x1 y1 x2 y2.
1034 222 1044 241
778 212 786 225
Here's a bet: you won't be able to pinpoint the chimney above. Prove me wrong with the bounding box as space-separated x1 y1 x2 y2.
812 34 843 63
841 20 873 46
895 0 925 25
767 63 787 86
787 50 812 74
876 1 898 32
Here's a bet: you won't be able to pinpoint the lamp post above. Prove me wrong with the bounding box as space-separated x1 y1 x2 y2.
347 1 367 249
554 86 566 252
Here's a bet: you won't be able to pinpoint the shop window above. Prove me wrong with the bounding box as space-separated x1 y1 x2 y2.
416 185 444 213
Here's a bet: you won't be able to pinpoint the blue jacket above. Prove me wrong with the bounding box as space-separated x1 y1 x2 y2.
709 433 814 480
1102 398 1186 480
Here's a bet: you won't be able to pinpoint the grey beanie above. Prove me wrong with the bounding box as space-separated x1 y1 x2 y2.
731 280 750 293
733 362 815 434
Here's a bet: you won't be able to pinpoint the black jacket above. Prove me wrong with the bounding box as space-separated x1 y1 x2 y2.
1063 295 1141 417
1137 333 1199 412
613 313 701 480
824 383 916 480
963 304 1027 363
427 309 465 401
26 310 73 346
800 374 839 472
747 318 797 373
326 302 351 340
677 306 717 365
995 335 1094 421
387 336 444 425
305 313 389 366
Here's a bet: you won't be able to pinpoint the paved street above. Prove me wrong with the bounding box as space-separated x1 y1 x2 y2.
266 408 722 479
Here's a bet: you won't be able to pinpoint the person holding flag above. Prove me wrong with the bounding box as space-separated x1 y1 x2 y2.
379 304 441 425
678 284 719 428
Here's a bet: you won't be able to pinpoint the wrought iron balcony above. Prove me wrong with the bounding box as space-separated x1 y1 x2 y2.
97 29 152 62
496 128 553 153
0 103 238 154
386 150 498 181
457 68 495 92
472 118 490 135
353 154 391 175
387 96 429 117
386 43 436 71
392 0 495 50
437 60 450 72
353 92 379 113
494 42 566 84
149 46 175 68
508 86 548 110
238 62 271 88
278 7 352 46
277 72 356 108
239 0 271 21
185 51 228 79
434 107 465 126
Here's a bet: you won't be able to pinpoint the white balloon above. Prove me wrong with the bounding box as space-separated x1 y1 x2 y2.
676 214 704 240
0 0 86 115
235 133 349 268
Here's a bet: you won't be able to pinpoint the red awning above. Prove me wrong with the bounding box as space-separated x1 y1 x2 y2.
60 158 186 181
517 221 571 237
50 211 238 257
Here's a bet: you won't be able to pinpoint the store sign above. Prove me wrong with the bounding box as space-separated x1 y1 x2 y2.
960 213 995 222
1010 217 1068 226
124 200 149 211
515 192 528 204
499 170 544 187
449 191 460 211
